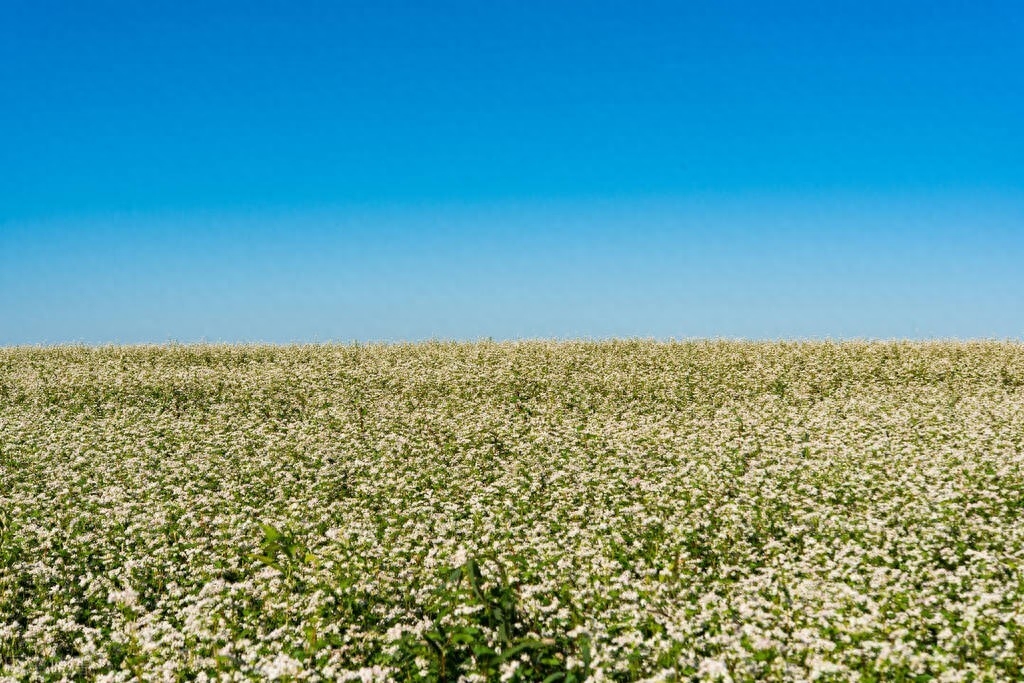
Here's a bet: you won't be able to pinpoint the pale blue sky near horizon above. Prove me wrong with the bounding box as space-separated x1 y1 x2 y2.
2 1 1023 344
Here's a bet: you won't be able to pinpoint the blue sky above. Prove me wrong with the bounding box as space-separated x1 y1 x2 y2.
2 1 1022 343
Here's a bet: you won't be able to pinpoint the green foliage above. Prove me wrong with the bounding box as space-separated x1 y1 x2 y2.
395 555 585 681
252 523 317 580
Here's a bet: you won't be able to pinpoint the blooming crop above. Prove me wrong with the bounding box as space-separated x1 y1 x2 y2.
1 341 1023 681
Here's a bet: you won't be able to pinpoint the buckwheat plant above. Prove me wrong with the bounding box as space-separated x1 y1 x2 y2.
1 341 1023 681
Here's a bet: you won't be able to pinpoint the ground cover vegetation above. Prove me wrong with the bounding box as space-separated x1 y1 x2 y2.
1 341 1023 681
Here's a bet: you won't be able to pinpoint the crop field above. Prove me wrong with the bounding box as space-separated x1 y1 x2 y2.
2 341 1024 682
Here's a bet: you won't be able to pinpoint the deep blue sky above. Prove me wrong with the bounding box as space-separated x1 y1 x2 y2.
2 1 1022 343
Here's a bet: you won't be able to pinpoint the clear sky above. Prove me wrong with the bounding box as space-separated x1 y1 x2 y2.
2 1 1022 343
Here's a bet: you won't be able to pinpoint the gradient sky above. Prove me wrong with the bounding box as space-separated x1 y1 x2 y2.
2 1 1022 343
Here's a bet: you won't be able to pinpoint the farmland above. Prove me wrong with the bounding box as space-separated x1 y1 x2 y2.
2 341 1024 681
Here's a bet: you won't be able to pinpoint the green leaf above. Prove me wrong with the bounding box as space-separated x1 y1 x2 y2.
450 631 476 646
250 553 280 569
499 638 546 662
472 644 496 658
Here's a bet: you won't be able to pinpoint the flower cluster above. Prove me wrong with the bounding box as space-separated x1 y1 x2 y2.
1 341 1023 681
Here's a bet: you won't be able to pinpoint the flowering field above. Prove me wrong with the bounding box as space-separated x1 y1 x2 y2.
2 341 1024 682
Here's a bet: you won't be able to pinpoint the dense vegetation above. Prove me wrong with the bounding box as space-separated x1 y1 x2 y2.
2 341 1023 681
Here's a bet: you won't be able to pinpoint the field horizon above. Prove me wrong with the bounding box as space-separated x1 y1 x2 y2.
4 338 1024 351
